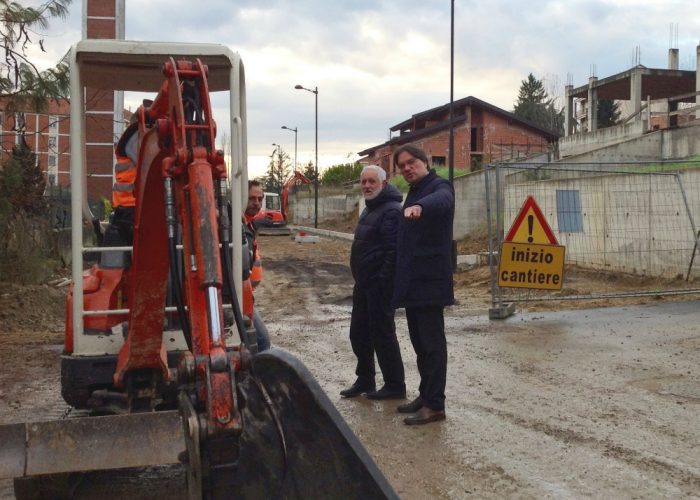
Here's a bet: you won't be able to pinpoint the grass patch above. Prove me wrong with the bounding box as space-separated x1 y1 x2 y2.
629 155 700 173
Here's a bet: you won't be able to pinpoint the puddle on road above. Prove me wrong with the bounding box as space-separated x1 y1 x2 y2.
629 374 700 401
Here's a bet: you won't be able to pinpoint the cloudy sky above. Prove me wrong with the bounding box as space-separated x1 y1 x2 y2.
29 0 700 177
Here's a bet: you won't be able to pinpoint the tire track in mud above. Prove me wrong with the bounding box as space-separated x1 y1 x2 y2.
471 403 700 495
258 255 353 324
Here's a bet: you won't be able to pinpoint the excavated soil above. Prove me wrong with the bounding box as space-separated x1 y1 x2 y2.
0 233 699 498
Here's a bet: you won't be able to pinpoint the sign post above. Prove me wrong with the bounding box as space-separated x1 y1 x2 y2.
498 196 565 291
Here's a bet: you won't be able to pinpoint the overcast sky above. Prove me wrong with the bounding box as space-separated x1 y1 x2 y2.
29 0 700 177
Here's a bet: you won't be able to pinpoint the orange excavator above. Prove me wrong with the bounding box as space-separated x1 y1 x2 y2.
253 170 310 235
0 40 397 499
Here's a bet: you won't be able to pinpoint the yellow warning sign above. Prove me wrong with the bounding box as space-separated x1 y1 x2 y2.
505 196 558 245
498 242 565 290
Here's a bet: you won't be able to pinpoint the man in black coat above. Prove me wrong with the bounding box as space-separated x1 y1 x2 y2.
392 144 454 425
341 165 406 400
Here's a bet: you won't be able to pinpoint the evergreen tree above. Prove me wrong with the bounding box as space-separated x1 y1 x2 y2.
302 161 316 183
597 99 621 128
514 73 563 135
0 138 46 216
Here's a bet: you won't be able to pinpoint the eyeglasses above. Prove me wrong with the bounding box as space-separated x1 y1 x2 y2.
397 157 419 170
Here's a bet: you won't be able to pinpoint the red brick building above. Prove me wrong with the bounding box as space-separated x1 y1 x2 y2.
359 96 558 176
0 99 71 187
0 0 125 204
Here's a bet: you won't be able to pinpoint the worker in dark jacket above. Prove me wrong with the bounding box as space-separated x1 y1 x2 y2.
392 144 454 425
341 165 406 400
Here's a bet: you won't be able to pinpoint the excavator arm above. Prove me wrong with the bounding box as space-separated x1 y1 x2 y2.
0 41 398 500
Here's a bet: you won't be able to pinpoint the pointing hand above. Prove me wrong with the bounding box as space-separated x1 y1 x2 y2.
404 205 422 219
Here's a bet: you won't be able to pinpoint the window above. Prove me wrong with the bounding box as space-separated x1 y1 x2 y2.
48 115 58 130
431 156 446 167
14 113 24 144
48 136 57 151
48 154 58 184
556 190 584 233
265 194 281 211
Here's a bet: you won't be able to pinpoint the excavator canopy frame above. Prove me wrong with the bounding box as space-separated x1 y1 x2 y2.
69 40 248 355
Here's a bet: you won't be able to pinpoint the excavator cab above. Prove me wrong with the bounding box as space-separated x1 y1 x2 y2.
0 40 398 499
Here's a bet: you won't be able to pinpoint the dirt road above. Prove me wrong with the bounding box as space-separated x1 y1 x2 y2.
257 234 700 499
0 234 699 498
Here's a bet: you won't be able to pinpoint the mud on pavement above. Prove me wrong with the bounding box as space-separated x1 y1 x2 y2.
1 234 699 498
256 234 700 499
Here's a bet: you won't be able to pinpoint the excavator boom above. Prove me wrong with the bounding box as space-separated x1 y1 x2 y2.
0 40 398 500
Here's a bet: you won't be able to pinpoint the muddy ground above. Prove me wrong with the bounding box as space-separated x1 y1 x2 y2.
0 233 699 498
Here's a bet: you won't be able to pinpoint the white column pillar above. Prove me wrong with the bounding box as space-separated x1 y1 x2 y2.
630 69 642 123
587 77 598 132
564 84 574 136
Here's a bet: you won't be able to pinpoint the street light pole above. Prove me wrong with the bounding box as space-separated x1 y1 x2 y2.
281 125 298 171
449 0 455 184
294 84 319 228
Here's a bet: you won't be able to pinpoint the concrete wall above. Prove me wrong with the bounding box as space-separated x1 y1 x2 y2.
289 172 491 241
559 121 700 164
452 169 492 239
661 125 700 159
559 121 647 158
289 194 358 225
502 168 700 278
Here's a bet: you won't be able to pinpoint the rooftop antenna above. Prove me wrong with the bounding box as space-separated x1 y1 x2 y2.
668 22 679 48
674 22 679 49
632 45 641 66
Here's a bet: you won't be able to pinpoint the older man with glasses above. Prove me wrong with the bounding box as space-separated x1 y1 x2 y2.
340 165 406 401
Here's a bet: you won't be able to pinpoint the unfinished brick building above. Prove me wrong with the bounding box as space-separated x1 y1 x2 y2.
359 96 558 177
0 0 125 204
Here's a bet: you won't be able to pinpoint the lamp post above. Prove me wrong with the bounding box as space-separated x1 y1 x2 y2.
281 125 298 171
294 84 318 228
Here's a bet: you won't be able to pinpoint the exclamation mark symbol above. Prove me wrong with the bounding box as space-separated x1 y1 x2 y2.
527 215 534 243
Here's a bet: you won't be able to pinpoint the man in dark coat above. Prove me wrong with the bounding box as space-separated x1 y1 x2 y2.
341 165 406 400
392 144 454 425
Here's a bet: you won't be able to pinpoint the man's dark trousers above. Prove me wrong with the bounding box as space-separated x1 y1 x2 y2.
349 285 404 390
405 305 446 411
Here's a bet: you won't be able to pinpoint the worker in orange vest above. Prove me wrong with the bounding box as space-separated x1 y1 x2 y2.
101 121 138 265
243 179 269 351
244 180 264 289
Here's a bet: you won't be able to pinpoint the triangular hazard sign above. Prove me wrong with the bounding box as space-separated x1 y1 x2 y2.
504 196 558 244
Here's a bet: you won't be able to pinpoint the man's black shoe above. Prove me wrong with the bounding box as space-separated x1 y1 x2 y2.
397 396 424 413
403 407 446 425
365 386 406 400
340 381 375 398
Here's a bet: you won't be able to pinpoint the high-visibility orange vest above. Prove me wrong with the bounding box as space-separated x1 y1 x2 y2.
112 154 136 208
244 216 263 289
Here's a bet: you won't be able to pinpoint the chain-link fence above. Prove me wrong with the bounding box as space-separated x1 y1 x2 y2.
485 160 700 308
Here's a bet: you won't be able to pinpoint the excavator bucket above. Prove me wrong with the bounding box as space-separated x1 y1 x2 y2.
0 412 183 480
204 348 399 499
2 349 399 499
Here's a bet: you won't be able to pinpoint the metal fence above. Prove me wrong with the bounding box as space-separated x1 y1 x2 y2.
485 160 700 307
